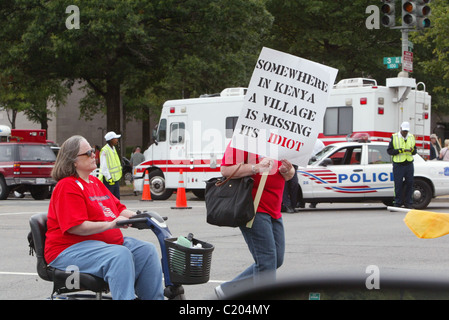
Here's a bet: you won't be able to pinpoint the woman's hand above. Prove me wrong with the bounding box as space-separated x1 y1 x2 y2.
256 158 274 173
67 216 132 236
279 159 295 181
114 216 132 229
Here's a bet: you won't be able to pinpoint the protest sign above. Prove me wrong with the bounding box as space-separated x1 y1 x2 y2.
231 47 338 167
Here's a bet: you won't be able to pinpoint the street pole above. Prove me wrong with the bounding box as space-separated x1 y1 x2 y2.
400 28 409 77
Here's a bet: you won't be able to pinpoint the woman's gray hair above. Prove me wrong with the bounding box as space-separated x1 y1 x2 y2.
52 135 85 181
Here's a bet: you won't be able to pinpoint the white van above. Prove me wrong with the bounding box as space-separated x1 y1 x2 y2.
133 88 246 199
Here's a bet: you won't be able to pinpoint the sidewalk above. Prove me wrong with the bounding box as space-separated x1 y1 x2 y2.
119 184 139 199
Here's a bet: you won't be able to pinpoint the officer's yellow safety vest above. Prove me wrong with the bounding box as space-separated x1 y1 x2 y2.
100 145 122 181
392 133 415 163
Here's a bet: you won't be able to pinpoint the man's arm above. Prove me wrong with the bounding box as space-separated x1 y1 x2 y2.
386 137 399 156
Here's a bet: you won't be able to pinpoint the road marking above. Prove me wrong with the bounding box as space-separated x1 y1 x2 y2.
0 211 46 217
0 272 38 276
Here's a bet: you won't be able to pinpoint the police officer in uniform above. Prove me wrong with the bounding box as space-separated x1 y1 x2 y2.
99 131 123 199
387 122 416 208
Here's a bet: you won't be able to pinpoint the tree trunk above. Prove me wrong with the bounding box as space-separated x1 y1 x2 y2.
142 106 150 149
105 81 121 135
40 111 48 132
7 109 17 129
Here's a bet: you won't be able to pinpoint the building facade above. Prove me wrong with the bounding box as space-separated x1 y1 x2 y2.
0 82 149 158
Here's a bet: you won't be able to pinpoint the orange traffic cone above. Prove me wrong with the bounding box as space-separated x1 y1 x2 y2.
141 170 153 201
171 170 192 209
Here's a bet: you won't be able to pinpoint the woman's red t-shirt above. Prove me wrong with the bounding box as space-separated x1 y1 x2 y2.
221 145 285 219
44 175 125 263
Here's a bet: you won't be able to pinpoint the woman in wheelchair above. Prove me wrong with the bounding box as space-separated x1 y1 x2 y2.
44 135 164 300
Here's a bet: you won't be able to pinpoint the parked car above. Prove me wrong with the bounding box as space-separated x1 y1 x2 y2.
297 141 449 209
0 142 56 200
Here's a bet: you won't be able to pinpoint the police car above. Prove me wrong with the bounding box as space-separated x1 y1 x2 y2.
297 139 449 209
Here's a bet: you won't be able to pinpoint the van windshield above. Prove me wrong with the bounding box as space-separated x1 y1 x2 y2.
18 144 56 162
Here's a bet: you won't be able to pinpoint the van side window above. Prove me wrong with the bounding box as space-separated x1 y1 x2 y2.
170 122 185 144
323 107 353 136
226 117 238 138
157 119 167 142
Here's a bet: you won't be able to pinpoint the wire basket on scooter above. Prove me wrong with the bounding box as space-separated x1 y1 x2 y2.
165 237 214 285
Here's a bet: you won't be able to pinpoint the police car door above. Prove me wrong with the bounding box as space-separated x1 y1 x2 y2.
312 146 365 200
362 144 394 197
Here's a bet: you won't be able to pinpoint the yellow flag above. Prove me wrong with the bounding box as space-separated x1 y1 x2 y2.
404 210 449 239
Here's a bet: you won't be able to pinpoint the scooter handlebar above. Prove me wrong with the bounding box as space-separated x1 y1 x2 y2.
116 211 168 229
116 217 150 229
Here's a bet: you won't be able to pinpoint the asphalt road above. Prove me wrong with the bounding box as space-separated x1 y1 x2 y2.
2 192 449 300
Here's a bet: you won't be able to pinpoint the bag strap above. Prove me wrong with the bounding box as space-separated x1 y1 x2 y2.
215 163 243 186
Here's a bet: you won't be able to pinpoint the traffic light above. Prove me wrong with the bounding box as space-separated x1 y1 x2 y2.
402 0 431 29
402 0 417 27
381 0 396 27
416 0 431 29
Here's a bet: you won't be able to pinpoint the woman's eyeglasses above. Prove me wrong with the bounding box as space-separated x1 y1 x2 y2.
77 148 96 157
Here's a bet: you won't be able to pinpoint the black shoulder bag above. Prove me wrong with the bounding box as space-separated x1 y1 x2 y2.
205 164 255 227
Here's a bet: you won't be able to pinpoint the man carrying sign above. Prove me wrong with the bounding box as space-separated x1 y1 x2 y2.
215 48 338 299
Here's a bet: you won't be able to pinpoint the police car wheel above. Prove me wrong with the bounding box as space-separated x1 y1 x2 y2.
413 179 432 210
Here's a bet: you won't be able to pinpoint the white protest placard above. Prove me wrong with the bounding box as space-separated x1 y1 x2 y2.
231 47 338 167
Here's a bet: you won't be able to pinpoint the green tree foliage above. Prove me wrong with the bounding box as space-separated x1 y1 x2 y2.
411 0 449 117
0 69 69 131
0 0 272 133
265 0 400 83
0 0 445 137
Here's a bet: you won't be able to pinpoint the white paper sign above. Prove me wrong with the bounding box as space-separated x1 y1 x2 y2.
231 47 338 167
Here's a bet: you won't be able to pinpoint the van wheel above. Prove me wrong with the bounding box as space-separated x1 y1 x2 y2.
0 177 9 200
413 179 432 210
148 170 173 200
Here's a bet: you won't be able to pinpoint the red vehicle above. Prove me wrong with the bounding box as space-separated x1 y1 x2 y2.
0 127 56 200
9 129 47 143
